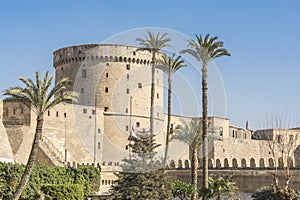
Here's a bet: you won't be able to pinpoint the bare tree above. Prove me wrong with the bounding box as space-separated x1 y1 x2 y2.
258 112 300 199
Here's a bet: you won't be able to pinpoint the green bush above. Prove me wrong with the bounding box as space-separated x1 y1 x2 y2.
0 162 24 199
252 186 274 200
41 184 84 200
253 186 300 200
171 180 193 200
0 162 100 199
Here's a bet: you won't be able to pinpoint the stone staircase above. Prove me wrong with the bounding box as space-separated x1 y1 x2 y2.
39 136 65 166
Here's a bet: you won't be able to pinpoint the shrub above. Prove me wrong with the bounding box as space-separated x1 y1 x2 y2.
0 162 100 199
41 184 84 200
171 180 193 200
252 186 275 200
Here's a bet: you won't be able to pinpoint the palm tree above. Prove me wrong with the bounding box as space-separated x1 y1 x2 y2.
3 71 77 200
136 32 171 138
173 119 202 200
157 53 186 165
207 174 238 200
180 34 230 199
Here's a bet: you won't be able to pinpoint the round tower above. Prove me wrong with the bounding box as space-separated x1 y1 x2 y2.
53 44 165 162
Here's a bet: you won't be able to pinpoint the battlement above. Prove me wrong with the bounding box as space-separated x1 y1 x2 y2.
53 44 158 68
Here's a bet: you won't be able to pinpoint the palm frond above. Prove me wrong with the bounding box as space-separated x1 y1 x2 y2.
181 34 230 66
136 32 171 54
172 119 202 150
3 71 78 116
157 53 187 74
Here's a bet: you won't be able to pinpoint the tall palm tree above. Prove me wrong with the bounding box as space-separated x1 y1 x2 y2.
180 34 230 199
173 119 202 200
136 32 171 137
3 71 77 200
157 53 186 165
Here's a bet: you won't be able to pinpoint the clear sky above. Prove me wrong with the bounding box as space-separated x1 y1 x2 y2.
0 0 299 129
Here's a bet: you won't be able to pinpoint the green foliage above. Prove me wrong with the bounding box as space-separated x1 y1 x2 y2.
41 184 84 200
112 132 172 200
0 162 100 199
171 180 193 200
253 186 300 200
207 174 239 199
0 162 24 199
252 186 274 200
295 191 300 200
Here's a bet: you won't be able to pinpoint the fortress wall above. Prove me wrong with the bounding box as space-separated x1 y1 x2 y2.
5 103 105 164
42 103 105 163
2 100 31 126
168 169 300 193
213 138 276 168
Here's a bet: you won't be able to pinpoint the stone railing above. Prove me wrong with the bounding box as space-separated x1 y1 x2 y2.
39 136 65 166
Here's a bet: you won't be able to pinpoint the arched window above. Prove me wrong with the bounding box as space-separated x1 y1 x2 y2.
184 160 189 169
250 158 256 168
241 158 247 168
216 159 221 168
259 158 265 168
178 160 183 169
208 159 213 168
224 158 229 168
269 158 274 167
232 158 238 168
170 160 175 169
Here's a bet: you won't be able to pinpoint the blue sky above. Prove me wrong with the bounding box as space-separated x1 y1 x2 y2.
0 0 299 129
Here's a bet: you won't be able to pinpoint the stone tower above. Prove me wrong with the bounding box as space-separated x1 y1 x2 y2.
53 44 165 162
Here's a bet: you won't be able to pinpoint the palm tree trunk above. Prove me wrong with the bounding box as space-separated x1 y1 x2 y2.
13 115 44 200
150 53 156 138
202 65 209 199
164 74 172 165
191 148 198 200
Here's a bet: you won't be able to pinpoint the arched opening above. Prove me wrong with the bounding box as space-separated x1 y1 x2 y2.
296 158 300 167
288 157 294 167
184 160 189 169
119 57 122 62
147 60 150 65
178 160 183 169
232 158 238 168
278 157 284 168
114 56 118 62
198 159 203 169
216 159 221 168
208 159 213 168
124 57 127 62
269 158 274 167
143 60 146 65
132 58 136 63
128 58 131 63
136 58 140 64
105 56 108 62
170 160 175 169
250 158 256 168
224 158 229 168
109 56 113 62
100 56 104 62
259 158 265 168
241 158 247 168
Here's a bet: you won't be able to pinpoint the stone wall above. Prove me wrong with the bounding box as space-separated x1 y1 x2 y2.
168 169 300 193
0 100 14 163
